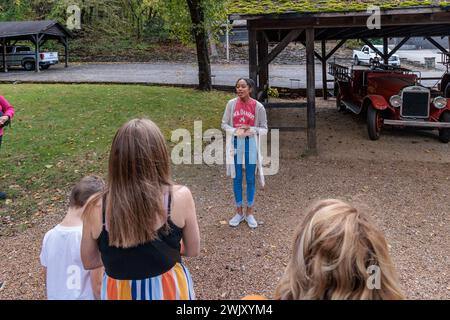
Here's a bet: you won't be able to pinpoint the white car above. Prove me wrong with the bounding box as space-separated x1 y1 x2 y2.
353 45 401 66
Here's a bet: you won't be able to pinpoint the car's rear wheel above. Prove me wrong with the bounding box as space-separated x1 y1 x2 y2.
438 111 450 143
367 105 382 140
23 61 35 71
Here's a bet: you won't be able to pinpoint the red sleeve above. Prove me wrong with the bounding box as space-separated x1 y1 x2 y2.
0 96 15 119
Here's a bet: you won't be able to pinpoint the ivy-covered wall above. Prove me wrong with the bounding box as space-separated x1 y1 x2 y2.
228 0 450 15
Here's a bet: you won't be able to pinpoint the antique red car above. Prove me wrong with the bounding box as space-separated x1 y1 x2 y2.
330 62 450 143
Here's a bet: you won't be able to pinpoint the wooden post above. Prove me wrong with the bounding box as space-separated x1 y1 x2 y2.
258 32 269 102
383 37 389 65
34 34 40 73
64 37 69 68
306 28 317 154
2 38 7 73
248 27 258 97
321 40 327 100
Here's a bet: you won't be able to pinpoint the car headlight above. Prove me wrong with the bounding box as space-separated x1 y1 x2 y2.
390 95 402 108
433 96 447 109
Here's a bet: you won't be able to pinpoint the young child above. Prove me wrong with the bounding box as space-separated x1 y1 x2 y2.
275 199 404 300
40 175 105 300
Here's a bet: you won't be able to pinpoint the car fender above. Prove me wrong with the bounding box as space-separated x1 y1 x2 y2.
21 57 35 65
363 95 389 111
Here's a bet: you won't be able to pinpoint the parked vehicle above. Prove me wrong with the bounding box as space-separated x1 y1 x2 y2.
353 45 401 66
0 45 59 71
330 62 450 143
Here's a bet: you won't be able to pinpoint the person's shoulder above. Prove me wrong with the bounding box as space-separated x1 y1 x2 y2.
227 97 238 105
41 224 63 248
43 224 60 238
255 99 265 109
172 185 193 199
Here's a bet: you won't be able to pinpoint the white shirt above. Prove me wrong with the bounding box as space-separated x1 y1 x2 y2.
40 224 95 300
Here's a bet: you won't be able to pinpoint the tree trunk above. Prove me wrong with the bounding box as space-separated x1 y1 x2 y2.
186 0 212 91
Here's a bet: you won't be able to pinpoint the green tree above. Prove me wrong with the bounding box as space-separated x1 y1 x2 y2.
158 0 227 90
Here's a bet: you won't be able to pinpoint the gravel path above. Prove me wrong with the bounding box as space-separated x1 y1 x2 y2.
0 99 449 300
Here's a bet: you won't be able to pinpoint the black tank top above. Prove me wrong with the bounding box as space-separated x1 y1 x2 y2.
98 192 183 280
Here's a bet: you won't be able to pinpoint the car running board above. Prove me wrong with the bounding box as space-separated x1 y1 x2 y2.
384 119 450 128
341 100 363 114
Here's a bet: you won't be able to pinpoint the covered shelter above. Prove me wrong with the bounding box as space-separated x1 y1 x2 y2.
0 20 72 72
228 0 450 153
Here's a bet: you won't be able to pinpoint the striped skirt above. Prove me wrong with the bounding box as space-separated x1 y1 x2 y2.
101 263 195 300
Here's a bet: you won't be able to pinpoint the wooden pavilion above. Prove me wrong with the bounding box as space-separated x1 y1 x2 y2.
228 0 450 153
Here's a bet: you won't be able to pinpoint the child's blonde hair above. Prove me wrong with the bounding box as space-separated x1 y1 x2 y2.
275 199 404 300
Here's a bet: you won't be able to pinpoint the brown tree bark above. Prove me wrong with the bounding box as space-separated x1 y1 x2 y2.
186 0 212 91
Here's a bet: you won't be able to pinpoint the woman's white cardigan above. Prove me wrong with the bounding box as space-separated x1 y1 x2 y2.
221 98 268 187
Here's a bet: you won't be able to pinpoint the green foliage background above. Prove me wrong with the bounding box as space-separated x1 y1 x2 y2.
0 0 227 58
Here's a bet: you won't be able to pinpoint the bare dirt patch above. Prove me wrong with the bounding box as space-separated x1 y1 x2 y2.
0 99 449 300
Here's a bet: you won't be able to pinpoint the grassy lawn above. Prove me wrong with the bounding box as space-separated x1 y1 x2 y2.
0 84 232 235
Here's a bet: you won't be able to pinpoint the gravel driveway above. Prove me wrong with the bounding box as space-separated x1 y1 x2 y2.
0 98 449 300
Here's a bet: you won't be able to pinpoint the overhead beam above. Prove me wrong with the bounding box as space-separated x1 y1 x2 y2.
426 36 449 54
299 40 323 61
387 37 410 59
322 27 354 40
258 29 304 72
325 39 347 60
361 38 386 60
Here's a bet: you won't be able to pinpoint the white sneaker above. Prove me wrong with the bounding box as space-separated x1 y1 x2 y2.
229 213 245 227
245 215 258 229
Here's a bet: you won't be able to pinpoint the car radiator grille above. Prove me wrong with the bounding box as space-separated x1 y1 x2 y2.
401 91 429 118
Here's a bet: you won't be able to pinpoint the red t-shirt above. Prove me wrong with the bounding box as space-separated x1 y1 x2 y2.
233 98 256 128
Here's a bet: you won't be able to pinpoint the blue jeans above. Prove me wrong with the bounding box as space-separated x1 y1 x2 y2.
233 136 257 208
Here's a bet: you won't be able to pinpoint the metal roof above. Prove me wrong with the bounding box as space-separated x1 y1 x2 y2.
0 20 72 39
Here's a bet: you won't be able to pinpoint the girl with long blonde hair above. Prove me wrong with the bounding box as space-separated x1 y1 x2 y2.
275 199 404 300
81 118 200 300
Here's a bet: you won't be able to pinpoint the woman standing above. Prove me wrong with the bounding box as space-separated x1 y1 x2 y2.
222 78 268 229
0 95 15 200
81 118 200 300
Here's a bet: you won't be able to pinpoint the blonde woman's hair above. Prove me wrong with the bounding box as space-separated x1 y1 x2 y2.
274 199 404 300
86 118 172 248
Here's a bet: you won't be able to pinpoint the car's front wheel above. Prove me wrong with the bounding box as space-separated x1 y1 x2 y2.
438 111 450 143
354 56 360 65
367 105 382 140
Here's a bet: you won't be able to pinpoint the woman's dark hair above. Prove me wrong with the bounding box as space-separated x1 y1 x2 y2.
236 78 256 94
